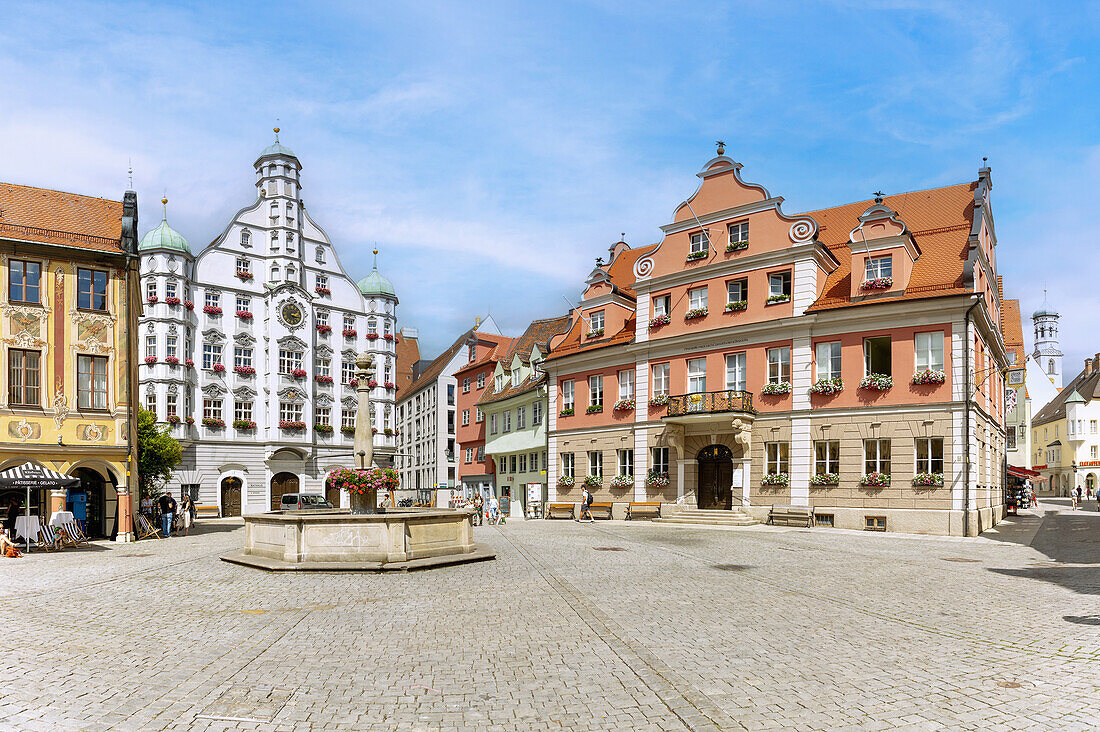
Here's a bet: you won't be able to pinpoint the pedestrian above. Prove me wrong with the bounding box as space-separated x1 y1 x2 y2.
158 492 177 537
1070 485 1079 510
578 486 594 522
141 495 153 516
472 492 484 526
3 497 19 537
179 494 194 536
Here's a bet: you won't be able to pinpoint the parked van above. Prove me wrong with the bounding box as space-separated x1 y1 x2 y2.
279 493 334 511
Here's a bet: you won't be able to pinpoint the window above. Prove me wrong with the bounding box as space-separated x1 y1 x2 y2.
145 393 158 415
589 311 604 333
9 261 41 304
530 451 539 471
497 457 506 473
765 442 790 474
768 272 791 299
203 398 222 421
865 516 887 531
317 311 329 328
8 349 40 406
865 255 892 280
166 393 177 418
509 455 517 473
278 349 302 374
77 268 108 311
285 265 296 282
519 454 527 472
502 410 512 432
343 315 355 332
728 221 749 246
1006 426 1016 450
490 413 498 434
317 358 331 378
145 335 157 360
687 358 707 393
914 332 944 372
562 379 575 410
589 374 603 407
495 374 504 392
726 278 748 304
280 403 303 422
864 439 891 474
561 452 575 479
619 369 634 400
270 231 279 251
1092 446 1098 460
649 363 670 397
689 230 709 255
465 448 473 463
816 342 842 381
235 401 253 423
269 201 279 221
652 447 669 474
316 274 328 291
145 280 157 300
864 336 892 375
447 384 455 405
447 410 456 433
688 286 708 311
165 281 177 299
814 441 840 475
462 377 470 393
202 343 222 370
236 296 250 313
517 406 526 429
477 373 485 389
367 318 377 335
478 446 486 461
653 294 670 317
511 369 521 388
240 230 251 247
767 347 790 384
77 355 108 410
476 407 484 423
341 362 355 384
1092 420 1097 434
235 258 251 277
270 263 280 280
1048 359 1056 375
725 353 746 391
618 449 634 477
588 450 603 478
533 401 543 425
915 438 943 474
204 291 219 310
315 407 331 427
341 409 355 429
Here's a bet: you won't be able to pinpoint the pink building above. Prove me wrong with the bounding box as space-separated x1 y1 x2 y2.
543 152 1008 535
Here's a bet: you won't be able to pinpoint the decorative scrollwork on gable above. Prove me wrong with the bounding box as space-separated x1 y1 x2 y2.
201 382 227 396
341 348 357 361
276 334 307 351
315 393 333 406
232 385 257 399
276 387 306 404
166 383 179 395
341 395 359 409
234 331 256 345
315 344 333 358
202 328 226 344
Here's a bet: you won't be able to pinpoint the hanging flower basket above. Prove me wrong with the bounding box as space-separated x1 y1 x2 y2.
913 472 943 486
144 356 157 365
649 393 669 407
166 415 181 424
860 472 891 487
649 314 670 327
582 475 602 488
235 271 253 281
184 300 194 310
859 374 893 391
586 405 603 414
291 368 307 378
165 356 179 366
761 473 790 487
559 408 574 417
609 475 633 490
314 286 331 296
236 310 253 320
613 398 635 412
645 470 670 488
327 467 400 496
685 307 708 320
212 363 226 373
202 417 225 428
165 297 181 306
342 328 357 338
233 419 256 430
860 277 893 291
912 369 946 385
315 374 333 384
761 381 791 395
810 473 839 486
279 420 306 430
809 377 843 395
766 294 790 304
314 424 334 434
145 296 159 304
725 300 747 312
234 365 255 376
686 250 708 261
726 240 749 252
316 324 332 334
365 333 379 340
556 475 576 489
203 305 222 315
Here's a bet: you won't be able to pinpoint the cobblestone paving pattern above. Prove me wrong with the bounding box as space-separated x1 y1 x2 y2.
0 499 1097 731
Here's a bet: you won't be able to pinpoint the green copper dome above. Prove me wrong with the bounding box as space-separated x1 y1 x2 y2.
357 267 396 298
139 216 190 254
259 141 297 159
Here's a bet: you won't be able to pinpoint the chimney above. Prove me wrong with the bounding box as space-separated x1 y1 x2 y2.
1087 359 1093 377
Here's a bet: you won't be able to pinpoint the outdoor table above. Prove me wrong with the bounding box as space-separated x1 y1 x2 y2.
14 514 40 542
50 511 74 527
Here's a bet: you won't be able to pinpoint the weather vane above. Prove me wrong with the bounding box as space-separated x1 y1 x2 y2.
873 190 884 204
716 140 725 155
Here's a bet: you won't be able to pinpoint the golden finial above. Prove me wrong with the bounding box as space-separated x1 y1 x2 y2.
475 316 482 328
373 248 378 255
161 196 168 220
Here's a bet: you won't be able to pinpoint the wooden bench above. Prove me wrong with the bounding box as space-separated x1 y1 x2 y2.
546 502 575 520
768 505 814 527
626 502 661 520
588 502 614 520
195 504 220 519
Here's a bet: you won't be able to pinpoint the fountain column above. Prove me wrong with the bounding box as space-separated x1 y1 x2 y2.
351 351 377 513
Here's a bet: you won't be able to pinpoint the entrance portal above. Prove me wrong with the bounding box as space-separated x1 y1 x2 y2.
697 444 733 510
221 477 242 517
270 472 299 511
72 468 109 538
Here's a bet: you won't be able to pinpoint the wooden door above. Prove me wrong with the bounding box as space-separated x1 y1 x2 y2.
696 445 734 510
270 472 299 511
221 478 242 517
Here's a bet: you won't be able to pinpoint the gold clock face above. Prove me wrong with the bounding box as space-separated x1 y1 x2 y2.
281 302 303 326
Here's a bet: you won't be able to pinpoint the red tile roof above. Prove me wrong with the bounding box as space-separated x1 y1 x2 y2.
0 182 125 253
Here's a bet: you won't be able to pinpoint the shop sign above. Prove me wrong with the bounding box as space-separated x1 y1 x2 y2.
1080 460 1100 467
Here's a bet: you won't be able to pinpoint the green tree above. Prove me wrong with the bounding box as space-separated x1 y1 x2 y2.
137 409 182 497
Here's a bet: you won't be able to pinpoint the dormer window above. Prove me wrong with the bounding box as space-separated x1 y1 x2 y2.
240 230 251 248
511 369 521 388
495 374 504 392
315 246 325 264
689 231 709 259
588 311 604 336
865 255 892 281
728 221 749 250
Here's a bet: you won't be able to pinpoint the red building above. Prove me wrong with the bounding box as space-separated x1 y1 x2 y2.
454 334 514 499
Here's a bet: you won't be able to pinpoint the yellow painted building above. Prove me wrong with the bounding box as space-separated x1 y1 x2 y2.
0 182 140 540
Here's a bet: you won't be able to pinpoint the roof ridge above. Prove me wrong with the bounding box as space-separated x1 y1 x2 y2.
0 181 123 205
797 180 974 218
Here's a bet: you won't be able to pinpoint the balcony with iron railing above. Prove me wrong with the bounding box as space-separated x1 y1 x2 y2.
665 390 755 422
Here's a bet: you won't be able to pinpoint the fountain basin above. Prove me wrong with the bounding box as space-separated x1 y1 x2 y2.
221 508 496 572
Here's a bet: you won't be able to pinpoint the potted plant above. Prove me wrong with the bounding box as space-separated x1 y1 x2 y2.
809 377 843 395
384 381 395 388
559 407 575 417
184 299 195 310
279 420 306 430
913 472 943 486
236 310 253 320
859 373 893 391
291 368 307 378
203 304 222 315
860 472 891 487
165 296 181 306
315 374 333 384
725 300 747 312
185 359 195 368
367 379 378 388
314 424 334 434
726 240 748 252
316 323 332 334
761 381 791 395
233 419 256 430
556 475 576 489
860 277 893 291
383 333 395 341
234 365 255 376
609 475 633 490
342 328 357 338
327 466 400 514
212 363 226 373
649 314 670 327
166 415 181 424
185 416 195 425
235 271 253 281
645 470 670 488
145 296 158 304
582 475 602 488
685 307 708 320
201 417 225 428
165 356 179 366
766 294 790 304
810 473 840 486
384 428 393 436
686 250 708 261
348 378 359 387
649 393 669 407
340 425 356 435
912 369 946 385
314 286 331 296
613 398 635 412
365 332 379 340
586 404 603 414
761 473 790 487
144 356 157 365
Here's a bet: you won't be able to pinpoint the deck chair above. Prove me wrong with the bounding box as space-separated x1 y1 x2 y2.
37 524 64 551
60 521 90 546
135 514 162 540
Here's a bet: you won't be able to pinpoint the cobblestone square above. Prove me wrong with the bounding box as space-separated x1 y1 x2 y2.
1 501 1097 731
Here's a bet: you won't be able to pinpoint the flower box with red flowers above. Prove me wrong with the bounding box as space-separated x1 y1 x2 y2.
383 333 394 341
613 398 635 412
316 324 332 334
761 473 790 487
342 328 357 338
340 425 356 435
165 356 179 366
279 420 306 430
809 377 843 396
202 417 225 428
203 305 222 315
911 369 946 386
860 277 893 291
649 393 669 407
212 363 226 373
913 472 943 487
234 365 255 376
860 472 891 487
557 475 576 489
365 333 379 340
315 374 333 384
314 286 331 296
146 296 159 304
367 380 378 388
685 307 708 320
184 300 194 310
144 356 157 365
649 314 670 327
291 368 307 378
645 470 670 488
185 359 195 368
314 424 334 434
233 419 256 430
166 415 181 424
348 378 358 387
165 297 181 306
384 381 395 388
371 428 378 434
235 271 254 281
326 466 400 497
236 310 253 320
185 417 195 425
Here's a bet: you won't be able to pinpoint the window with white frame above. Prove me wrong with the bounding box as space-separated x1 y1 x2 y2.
652 363 670 396
688 286 708 310
343 314 355 331
367 318 377 335
1091 420 1098 434
317 311 329 328
203 398 222 420
864 439 891 474
204 292 219 309
766 442 790 474
166 393 177 418
202 343 221 370
165 280 177 299
165 335 177 360
280 402 303 422
727 278 748 304
533 401 543 424
816 341 842 380
236 295 250 313
234 347 252 369
285 264 296 282
342 362 355 384
589 310 604 333
286 232 296 252
477 372 486 389
495 373 504 392
278 349 303 374
589 374 603 407
502 410 512 432
145 280 157 300
561 452 575 478
341 409 355 429
728 221 749 245
915 438 943 474
235 401 252 423
462 377 470 393
618 369 634 400
652 447 669 474
383 320 391 336
517 406 526 429
145 335 156 360
317 358 331 378
235 258 251 277
478 446 486 461
587 450 603 478
270 263 280 280
618 449 634 477
476 407 484 423
315 247 325 264
768 272 791 299
530 452 539 471
865 255 892 280
653 294 670 317
1092 445 1098 460
465 448 473 463
315 407 331 427
814 441 840 475
285 203 295 222
316 274 328 291
689 230 709 255
519 454 527 472
562 379 574 409
767 347 790 384
864 336 892 375
914 332 944 372
687 358 707 393
511 369 521 388
509 455 517 473
145 392 156 414
240 230 251 247
270 231 279 250
461 409 469 426
725 352 746 391
489 413 498 434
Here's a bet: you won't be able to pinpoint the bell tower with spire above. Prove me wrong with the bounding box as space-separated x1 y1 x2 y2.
1032 290 1062 388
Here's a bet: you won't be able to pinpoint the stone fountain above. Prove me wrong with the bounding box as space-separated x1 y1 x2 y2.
222 352 495 572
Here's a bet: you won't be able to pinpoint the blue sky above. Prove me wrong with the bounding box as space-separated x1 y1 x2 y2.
1 1 1098 371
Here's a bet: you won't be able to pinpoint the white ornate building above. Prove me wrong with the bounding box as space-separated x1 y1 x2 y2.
138 133 401 514
1032 292 1062 389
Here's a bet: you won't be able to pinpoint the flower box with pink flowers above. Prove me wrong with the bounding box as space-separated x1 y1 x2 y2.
165 356 179 366
365 333 379 340
166 415 181 424
383 333 394 341
145 296 158 304
212 363 226 373
291 368 307 378
184 300 194 310
314 286 331 296
315 374 333 384
316 324 332 334
234 365 255 376
347 378 358 387
202 417 225 428
685 307 708 320
860 277 893 291
185 359 194 368
144 356 157 365
279 420 306 431
203 305 222 315
342 328 357 338
384 381 395 388
235 271 253 280
236 310 253 320
165 297 181 306
649 314 670 327
911 369 946 386
367 380 378 388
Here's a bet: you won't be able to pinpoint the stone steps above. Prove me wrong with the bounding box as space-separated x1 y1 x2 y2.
654 507 760 527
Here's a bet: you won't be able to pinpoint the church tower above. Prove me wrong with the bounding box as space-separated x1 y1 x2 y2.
1032 291 1062 388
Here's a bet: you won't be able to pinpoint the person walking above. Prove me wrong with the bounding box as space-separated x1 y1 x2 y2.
158 492 177 538
472 493 484 526
4 498 19 538
578 486 594 522
179 494 194 536
488 494 499 524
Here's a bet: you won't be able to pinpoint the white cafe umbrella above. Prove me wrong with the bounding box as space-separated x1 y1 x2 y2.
0 462 79 551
